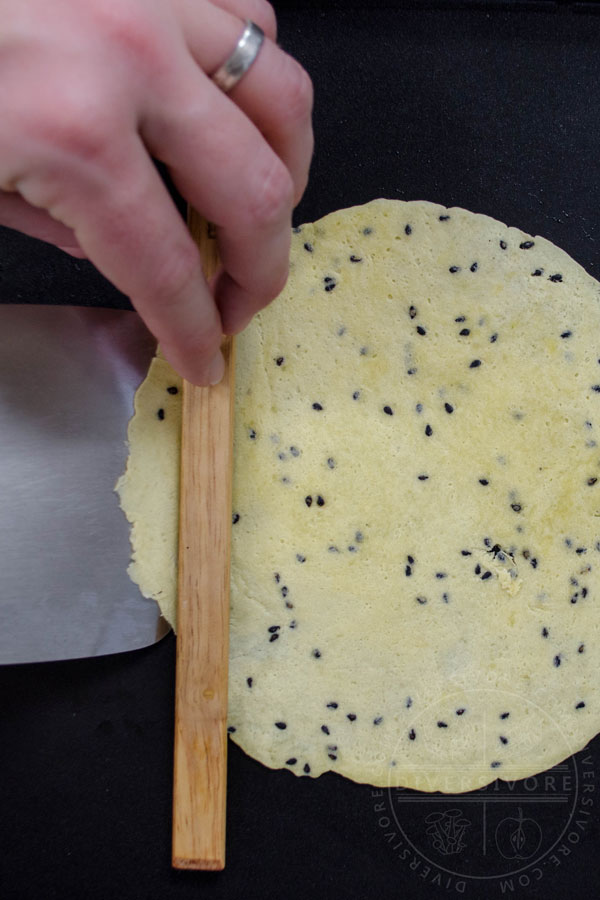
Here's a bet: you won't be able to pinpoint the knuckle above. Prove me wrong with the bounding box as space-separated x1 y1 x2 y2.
150 241 200 302
277 57 313 124
247 158 294 228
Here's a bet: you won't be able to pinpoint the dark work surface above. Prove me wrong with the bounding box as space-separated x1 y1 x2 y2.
1 2 600 898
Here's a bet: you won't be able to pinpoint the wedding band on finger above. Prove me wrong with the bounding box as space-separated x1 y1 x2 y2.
211 20 265 93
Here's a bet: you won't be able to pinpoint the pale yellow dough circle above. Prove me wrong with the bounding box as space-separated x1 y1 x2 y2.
117 199 600 792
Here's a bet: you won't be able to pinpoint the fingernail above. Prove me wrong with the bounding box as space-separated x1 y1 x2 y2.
208 350 225 385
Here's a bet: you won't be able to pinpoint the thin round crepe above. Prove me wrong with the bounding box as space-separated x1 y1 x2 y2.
117 199 600 792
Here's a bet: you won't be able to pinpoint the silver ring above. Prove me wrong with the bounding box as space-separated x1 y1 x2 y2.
211 21 265 93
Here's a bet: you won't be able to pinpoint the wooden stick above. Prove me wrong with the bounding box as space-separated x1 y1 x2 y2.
172 210 235 870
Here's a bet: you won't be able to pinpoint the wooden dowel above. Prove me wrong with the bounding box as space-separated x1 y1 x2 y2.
172 210 234 870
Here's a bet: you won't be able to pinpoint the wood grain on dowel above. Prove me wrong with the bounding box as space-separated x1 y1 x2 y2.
172 209 234 870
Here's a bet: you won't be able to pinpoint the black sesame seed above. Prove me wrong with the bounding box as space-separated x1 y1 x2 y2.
328 546 339 553
442 592 450 603
405 565 412 576
227 726 236 733
405 224 412 235
449 266 461 274
582 587 588 597
321 724 330 735
469 359 482 368
500 735 508 745
500 712 510 719
491 761 502 769
305 496 313 507
470 262 478 272
268 625 281 633
349 255 362 263
409 729 416 740
479 479 489 486
328 754 337 761
316 495 325 506
347 713 357 722
416 596 427 605
167 386 178 395
592 386 600 393
348 545 357 553
520 241 535 250
532 269 543 277
490 333 498 343
325 282 336 292
439 215 450 221
327 457 335 468
415 404 423 414
459 328 471 336
444 402 454 414
313 649 321 659
436 572 447 579
461 550 472 556
247 677 253 688
437 721 448 728
248 428 257 439
500 240 507 250
281 586 288 597
312 402 323 410
383 405 394 416
327 702 339 709
475 564 481 575
482 571 492 580
355 531 364 543
274 573 280 583
275 722 287 730
296 554 306 563
407 368 417 375
542 627 549 638
409 305 417 319
290 446 300 457
576 701 586 709
531 558 538 569
232 513 240 524
269 633 279 643
417 475 429 481
275 356 285 366
561 331 572 339
588 477 598 486
484 538 492 547
352 390 360 400
578 644 585 653
303 763 311 774
416 325 427 336
286 758 297 765
157 408 165 421
406 697 413 708
304 242 313 252
425 424 433 436
407 555 415 564
554 654 562 667
363 227 372 235
549 273 563 283
373 717 383 725
511 503 522 513
456 708 465 716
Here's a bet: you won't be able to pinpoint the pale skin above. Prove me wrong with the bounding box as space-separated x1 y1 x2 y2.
0 0 313 384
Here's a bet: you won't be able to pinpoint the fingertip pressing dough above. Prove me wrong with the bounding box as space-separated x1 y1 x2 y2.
117 199 600 792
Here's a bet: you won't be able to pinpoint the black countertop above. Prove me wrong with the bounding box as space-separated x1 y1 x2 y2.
1 3 599 898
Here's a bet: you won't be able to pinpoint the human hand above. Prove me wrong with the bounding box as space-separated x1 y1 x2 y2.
0 0 313 384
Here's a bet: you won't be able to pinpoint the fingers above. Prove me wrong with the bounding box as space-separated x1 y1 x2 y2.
176 0 313 205
0 189 84 256
141 54 295 335
16 135 224 386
